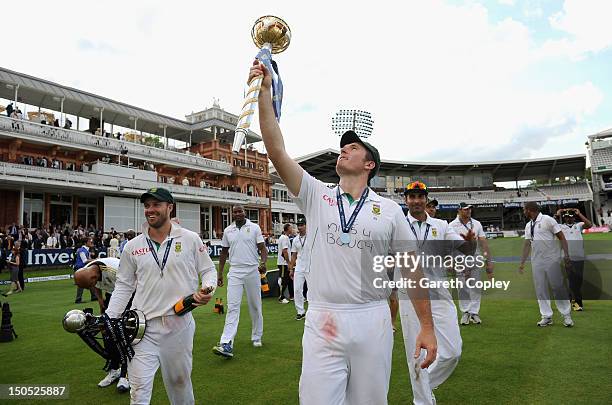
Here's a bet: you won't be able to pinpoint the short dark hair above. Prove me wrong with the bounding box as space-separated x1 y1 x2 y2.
283 223 292 232
524 202 540 212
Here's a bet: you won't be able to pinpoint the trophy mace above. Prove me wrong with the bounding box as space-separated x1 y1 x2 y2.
232 16 291 153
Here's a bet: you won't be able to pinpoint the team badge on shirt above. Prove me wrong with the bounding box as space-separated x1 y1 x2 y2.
432 228 438 237
372 204 381 215
175 242 182 253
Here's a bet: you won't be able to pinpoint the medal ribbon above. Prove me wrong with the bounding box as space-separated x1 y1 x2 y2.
408 221 430 249
336 187 369 238
146 237 173 278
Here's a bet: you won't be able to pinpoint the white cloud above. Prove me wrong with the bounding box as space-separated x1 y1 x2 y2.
498 0 516 5
542 0 612 60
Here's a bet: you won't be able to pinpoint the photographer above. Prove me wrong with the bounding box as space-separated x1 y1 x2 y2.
557 208 592 311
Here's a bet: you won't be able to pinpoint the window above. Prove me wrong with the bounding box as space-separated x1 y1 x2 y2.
272 188 292 202
246 209 259 223
23 193 44 229
221 208 229 229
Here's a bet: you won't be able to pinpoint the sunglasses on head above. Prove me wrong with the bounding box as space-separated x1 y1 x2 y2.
406 181 428 191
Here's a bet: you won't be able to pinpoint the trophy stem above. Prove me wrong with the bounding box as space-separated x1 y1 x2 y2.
232 43 273 153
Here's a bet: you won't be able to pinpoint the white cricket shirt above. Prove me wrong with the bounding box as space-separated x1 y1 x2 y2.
290 232 310 273
294 170 416 305
106 223 216 320
222 219 265 269
560 222 585 260
277 234 290 266
524 213 562 263
448 216 485 255
82 257 120 294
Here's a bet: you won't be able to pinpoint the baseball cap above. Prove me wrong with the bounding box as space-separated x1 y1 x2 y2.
340 130 380 181
140 187 174 204
404 181 429 196
459 202 472 209
297 218 306 225
426 199 438 207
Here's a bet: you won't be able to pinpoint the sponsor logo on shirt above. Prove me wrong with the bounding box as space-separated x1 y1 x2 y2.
131 247 152 256
199 246 206 253
322 194 337 207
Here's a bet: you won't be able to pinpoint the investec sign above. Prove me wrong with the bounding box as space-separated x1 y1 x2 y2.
26 248 109 267
25 245 280 267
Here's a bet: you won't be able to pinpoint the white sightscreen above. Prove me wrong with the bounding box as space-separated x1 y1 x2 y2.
175 202 200 234
104 196 141 232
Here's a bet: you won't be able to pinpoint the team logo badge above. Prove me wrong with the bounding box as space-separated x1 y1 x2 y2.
432 228 438 237
149 187 157 193
372 204 381 215
175 242 182 253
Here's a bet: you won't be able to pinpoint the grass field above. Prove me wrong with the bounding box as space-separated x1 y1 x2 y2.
1 235 611 404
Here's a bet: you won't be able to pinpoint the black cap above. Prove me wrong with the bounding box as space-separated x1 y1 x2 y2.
459 202 472 209
297 218 306 225
426 199 438 207
340 130 380 181
140 187 174 204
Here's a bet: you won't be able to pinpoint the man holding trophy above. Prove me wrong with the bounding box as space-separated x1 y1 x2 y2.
105 187 217 404
242 17 437 401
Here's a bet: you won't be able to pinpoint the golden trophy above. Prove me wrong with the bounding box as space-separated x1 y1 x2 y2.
232 16 291 153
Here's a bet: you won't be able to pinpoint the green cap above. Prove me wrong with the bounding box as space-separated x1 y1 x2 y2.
340 130 381 181
140 187 174 204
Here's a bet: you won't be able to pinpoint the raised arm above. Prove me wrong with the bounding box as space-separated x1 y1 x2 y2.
250 61 303 196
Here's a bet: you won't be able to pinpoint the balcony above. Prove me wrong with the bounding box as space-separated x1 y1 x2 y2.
232 165 269 180
0 161 269 206
0 115 232 175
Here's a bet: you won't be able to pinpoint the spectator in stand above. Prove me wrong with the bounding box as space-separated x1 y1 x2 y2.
119 229 135 254
6 102 14 117
46 232 58 249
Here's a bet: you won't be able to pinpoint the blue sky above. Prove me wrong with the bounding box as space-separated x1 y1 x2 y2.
1 0 611 163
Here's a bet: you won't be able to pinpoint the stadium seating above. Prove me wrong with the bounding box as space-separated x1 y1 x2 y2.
380 182 592 205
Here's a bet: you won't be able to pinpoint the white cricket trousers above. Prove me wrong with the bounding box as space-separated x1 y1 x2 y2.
128 314 195 405
399 296 462 405
294 270 307 315
532 260 571 318
457 267 482 315
220 267 263 344
299 301 392 405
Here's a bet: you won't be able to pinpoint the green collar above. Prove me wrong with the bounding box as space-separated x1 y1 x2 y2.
151 240 161 251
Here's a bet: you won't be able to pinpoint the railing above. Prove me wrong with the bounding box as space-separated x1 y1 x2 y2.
0 115 232 174
0 161 269 206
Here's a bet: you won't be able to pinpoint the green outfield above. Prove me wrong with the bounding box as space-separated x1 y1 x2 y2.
1 235 611 404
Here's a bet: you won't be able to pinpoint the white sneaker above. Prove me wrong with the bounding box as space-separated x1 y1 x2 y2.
460 312 470 325
470 314 482 324
252 340 262 347
537 317 553 327
279 298 289 304
116 377 130 393
98 369 120 388
563 315 574 327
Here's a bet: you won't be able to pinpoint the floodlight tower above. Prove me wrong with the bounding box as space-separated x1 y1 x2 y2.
331 109 374 139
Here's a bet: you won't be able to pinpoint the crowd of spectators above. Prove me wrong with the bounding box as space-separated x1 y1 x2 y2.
0 222 135 275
